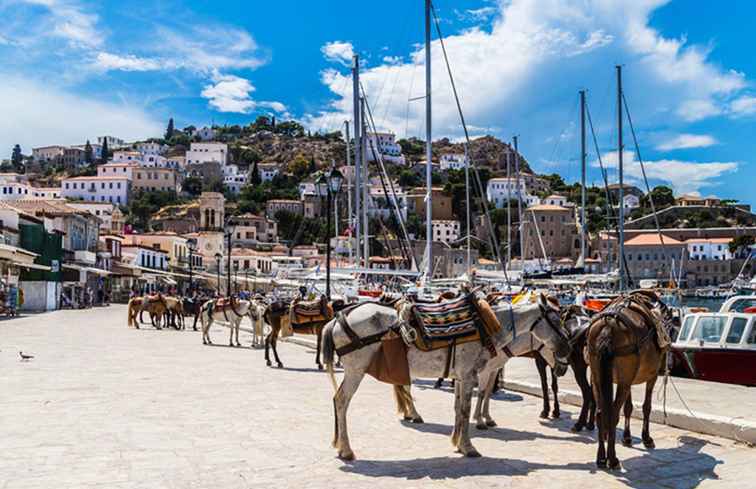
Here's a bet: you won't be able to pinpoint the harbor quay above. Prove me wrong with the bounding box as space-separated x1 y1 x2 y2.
0 305 752 488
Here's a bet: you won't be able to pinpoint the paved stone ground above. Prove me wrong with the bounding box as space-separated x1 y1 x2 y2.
0 305 751 488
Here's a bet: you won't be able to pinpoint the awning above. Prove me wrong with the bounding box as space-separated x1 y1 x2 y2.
158 276 177 285
84 267 112 276
62 263 84 271
17 262 52 271
0 243 38 264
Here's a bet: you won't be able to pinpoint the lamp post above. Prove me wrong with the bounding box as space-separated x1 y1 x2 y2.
316 167 344 300
187 238 197 294
214 252 222 295
224 217 236 297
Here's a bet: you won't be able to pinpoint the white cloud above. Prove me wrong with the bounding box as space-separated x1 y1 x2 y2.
656 133 718 151
17 0 103 48
201 73 286 114
0 75 162 153
730 95 756 117
596 151 738 194
94 52 162 72
321 41 354 66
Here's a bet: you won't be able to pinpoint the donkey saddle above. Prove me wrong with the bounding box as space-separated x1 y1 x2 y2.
289 295 334 333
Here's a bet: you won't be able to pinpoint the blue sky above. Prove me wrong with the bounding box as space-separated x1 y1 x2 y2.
1 0 754 205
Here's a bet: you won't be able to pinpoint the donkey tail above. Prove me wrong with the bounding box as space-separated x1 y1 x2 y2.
596 325 615 440
393 385 413 417
323 320 338 392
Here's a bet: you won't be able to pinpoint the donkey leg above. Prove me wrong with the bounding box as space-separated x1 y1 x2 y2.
551 368 561 418
316 327 323 370
264 332 272 366
642 377 657 449
475 370 497 429
334 370 365 461
271 332 283 368
592 381 607 467
398 385 424 423
608 384 632 470
535 356 550 419
454 378 481 457
622 392 634 446
572 360 592 432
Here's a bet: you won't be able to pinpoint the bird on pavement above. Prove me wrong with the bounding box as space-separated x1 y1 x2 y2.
19 351 34 361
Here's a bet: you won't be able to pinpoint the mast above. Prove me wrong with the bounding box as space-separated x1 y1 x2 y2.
424 0 433 280
465 145 471 278
506 150 511 268
580 90 587 268
361 97 369 263
514 135 523 266
344 121 353 263
351 55 362 267
617 65 626 290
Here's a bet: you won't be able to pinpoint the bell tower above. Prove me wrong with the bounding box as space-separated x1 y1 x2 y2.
199 192 225 231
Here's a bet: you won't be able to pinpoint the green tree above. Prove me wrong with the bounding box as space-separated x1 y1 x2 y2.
100 138 109 164
643 185 675 209
729 235 754 257
83 140 93 165
126 190 185 231
183 176 203 196
165 118 175 140
398 170 421 188
288 155 310 180
11 144 22 171
250 161 261 185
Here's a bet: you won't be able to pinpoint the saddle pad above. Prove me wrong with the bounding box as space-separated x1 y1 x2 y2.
290 298 333 326
366 335 411 386
413 295 479 342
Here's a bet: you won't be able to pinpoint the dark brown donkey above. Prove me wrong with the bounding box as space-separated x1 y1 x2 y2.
586 291 672 470
263 297 346 370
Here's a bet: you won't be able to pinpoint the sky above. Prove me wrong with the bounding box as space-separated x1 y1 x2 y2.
1 0 754 205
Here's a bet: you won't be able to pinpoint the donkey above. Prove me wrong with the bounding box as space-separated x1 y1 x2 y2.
321 295 571 460
248 298 267 348
127 295 168 329
586 291 673 470
195 297 252 346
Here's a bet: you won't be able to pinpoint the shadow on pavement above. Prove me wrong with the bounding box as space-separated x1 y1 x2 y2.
340 435 722 488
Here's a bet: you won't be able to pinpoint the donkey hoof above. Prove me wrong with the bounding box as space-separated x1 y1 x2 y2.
586 423 595 431
317 364 324 371
338 450 355 461
608 457 621 470
540 411 550 419
552 410 561 419
643 438 656 449
622 436 633 447
571 423 583 433
277 363 284 369
463 448 482 458
476 422 488 430
486 419 497 427
596 457 607 468
411 416 424 424
266 360 272 367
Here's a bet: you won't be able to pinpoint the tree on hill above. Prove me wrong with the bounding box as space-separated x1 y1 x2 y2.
289 155 310 180
11 144 23 171
729 235 754 257
165 118 175 140
250 161 261 185
126 190 185 231
183 176 203 197
642 185 675 209
83 140 93 165
276 120 305 138
100 138 109 164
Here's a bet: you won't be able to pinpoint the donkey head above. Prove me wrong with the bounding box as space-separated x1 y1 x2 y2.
533 293 571 376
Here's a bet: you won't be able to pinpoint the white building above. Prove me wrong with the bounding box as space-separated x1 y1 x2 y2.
122 245 169 271
190 126 216 141
62 176 131 205
112 150 142 164
140 154 168 168
258 163 279 182
541 195 568 207
0 181 32 200
622 194 640 210
67 202 114 231
686 238 734 261
29 187 61 200
440 154 466 171
186 142 227 166
164 155 186 170
367 185 408 220
486 177 539 208
432 219 461 244
365 132 406 165
32 145 66 163
223 165 248 194
136 142 167 156
72 143 103 160
97 162 138 179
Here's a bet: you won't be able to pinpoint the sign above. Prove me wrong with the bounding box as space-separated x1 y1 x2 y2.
51 260 60 273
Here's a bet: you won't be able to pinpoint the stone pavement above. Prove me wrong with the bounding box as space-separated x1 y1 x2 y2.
0 305 752 488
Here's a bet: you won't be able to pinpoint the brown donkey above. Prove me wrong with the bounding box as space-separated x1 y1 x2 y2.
586 291 672 470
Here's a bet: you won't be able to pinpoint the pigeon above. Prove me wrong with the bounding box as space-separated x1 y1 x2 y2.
19 351 34 361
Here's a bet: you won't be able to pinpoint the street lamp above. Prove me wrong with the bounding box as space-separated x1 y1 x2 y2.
215 252 222 296
224 217 236 297
316 167 344 300
187 238 197 294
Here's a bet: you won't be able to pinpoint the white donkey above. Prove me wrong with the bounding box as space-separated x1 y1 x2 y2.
248 298 267 349
196 298 252 346
322 294 571 460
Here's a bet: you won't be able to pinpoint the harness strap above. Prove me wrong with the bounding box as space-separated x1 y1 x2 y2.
501 344 514 359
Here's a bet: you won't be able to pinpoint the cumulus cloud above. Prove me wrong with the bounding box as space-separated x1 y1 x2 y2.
596 151 738 194
11 0 103 48
656 133 718 151
0 75 162 152
94 52 162 72
201 73 286 114
321 41 355 65
730 95 756 117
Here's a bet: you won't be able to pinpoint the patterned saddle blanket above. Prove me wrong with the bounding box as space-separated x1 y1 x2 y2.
290 296 333 327
407 293 501 352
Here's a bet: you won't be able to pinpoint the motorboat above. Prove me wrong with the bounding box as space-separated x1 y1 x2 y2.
670 295 756 386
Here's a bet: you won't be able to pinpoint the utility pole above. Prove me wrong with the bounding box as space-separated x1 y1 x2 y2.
617 65 626 290
424 0 433 281
361 97 370 263
344 121 353 263
514 136 523 264
580 90 587 268
351 55 362 267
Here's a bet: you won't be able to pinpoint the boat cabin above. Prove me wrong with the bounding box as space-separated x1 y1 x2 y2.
675 313 756 350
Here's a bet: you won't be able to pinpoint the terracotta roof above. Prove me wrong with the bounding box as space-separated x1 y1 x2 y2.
624 234 683 246
5 199 92 217
527 204 570 211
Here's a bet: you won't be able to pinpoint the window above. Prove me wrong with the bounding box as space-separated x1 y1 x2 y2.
690 316 727 343
726 318 748 344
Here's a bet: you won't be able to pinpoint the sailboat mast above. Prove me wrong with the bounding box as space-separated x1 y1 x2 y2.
514 135 523 264
424 0 433 280
580 90 587 267
351 55 362 268
506 150 511 268
344 121 353 263
361 97 370 263
617 65 626 290
465 144 471 278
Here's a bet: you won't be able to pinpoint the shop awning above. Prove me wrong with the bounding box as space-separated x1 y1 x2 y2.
84 267 112 276
158 276 177 285
0 243 38 264
18 262 52 271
